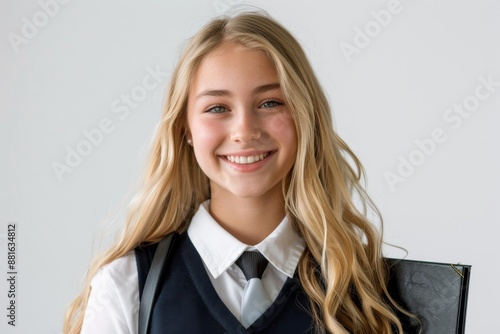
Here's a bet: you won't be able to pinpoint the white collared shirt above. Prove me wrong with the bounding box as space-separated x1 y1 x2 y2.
81 201 305 333
188 200 306 322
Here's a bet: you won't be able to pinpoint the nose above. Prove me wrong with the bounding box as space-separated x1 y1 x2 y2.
230 108 261 144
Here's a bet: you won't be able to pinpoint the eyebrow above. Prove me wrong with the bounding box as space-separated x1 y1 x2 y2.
195 83 281 99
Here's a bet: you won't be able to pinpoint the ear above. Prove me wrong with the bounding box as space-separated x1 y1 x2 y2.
185 132 193 146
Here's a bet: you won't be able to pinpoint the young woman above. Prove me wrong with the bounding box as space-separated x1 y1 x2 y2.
65 11 415 334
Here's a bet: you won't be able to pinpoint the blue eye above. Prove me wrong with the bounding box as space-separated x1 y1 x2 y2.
206 105 228 113
260 99 283 108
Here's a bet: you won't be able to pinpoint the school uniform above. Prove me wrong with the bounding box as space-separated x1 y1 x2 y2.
80 200 312 333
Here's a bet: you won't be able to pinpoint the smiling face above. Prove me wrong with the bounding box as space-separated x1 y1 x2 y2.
186 43 297 202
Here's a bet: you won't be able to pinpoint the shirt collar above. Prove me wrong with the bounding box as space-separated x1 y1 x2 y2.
187 200 305 279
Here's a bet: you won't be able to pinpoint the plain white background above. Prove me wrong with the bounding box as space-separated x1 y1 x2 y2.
1 0 498 333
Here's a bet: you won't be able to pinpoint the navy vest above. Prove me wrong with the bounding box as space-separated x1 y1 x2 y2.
135 233 315 334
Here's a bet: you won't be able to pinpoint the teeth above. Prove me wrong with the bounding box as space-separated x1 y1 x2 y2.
226 152 270 165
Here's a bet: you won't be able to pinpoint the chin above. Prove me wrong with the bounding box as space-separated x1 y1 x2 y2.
211 183 276 200
228 188 271 199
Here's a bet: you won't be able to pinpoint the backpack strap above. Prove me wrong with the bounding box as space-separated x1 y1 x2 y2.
138 232 177 334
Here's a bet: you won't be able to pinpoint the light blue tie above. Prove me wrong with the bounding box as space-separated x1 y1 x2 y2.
235 251 273 328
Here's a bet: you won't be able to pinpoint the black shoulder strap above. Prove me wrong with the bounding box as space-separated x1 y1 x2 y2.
138 233 176 334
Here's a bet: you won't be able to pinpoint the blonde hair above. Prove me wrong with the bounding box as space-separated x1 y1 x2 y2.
65 11 413 334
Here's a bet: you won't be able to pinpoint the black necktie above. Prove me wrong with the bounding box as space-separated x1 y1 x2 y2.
235 251 268 280
235 251 272 328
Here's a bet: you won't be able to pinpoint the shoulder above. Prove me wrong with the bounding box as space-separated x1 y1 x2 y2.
134 233 186 294
82 251 140 333
91 250 138 290
134 233 186 269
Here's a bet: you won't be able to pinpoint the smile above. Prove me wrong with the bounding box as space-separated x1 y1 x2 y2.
223 151 273 165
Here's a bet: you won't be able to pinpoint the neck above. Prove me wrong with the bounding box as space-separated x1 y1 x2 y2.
209 187 286 245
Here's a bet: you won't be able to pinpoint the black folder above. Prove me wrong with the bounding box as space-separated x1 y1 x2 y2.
386 258 471 334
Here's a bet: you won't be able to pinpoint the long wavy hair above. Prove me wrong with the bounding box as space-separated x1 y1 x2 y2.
64 11 413 334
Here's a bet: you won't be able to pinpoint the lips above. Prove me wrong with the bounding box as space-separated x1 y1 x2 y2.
221 151 275 165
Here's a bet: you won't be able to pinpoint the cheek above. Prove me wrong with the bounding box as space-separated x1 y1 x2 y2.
269 113 297 147
190 119 225 157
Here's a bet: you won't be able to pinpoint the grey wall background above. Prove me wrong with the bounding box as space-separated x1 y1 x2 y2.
1 0 498 333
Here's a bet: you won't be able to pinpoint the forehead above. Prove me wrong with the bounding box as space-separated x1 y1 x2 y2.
189 42 279 93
